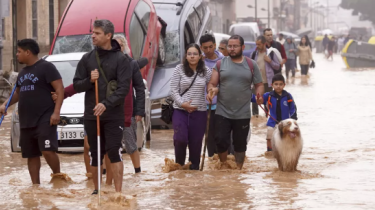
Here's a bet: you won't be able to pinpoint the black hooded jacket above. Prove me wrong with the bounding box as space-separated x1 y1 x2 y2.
73 40 133 121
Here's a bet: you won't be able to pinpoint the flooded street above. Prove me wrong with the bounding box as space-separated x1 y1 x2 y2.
1 53 375 209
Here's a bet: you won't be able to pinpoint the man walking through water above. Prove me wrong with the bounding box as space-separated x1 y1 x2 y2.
207 35 264 169
0 39 65 184
73 19 132 194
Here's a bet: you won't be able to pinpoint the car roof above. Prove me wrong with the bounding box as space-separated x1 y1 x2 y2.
244 41 255 44
44 52 86 62
58 0 132 36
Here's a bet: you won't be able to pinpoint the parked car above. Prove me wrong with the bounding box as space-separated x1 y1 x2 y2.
150 0 212 129
229 23 257 42
11 53 150 152
214 32 230 49
49 0 166 142
243 41 256 58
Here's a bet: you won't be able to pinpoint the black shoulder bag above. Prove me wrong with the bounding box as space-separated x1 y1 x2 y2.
161 72 199 124
95 50 118 98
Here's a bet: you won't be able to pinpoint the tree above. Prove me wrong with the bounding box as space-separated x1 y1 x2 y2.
340 0 375 23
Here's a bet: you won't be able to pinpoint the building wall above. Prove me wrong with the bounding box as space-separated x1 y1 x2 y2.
0 0 61 72
206 0 236 34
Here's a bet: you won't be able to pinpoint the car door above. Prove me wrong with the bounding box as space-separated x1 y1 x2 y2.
127 0 154 84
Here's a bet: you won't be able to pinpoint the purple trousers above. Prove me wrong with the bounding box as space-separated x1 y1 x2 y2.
172 109 207 170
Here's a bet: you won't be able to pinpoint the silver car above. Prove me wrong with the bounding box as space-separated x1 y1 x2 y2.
11 52 151 152
150 0 212 129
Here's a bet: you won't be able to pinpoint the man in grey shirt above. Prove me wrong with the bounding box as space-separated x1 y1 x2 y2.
207 35 264 169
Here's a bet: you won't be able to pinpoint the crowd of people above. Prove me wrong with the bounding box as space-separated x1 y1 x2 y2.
0 19 300 195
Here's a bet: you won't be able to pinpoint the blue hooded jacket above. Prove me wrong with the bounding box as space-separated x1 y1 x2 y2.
251 90 297 127
203 50 224 110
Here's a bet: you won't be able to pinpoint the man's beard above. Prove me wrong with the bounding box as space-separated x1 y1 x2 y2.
229 51 242 59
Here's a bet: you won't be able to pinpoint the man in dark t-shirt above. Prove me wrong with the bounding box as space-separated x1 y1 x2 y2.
0 39 64 184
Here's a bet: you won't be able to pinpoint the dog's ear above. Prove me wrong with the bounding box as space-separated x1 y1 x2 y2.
278 122 284 136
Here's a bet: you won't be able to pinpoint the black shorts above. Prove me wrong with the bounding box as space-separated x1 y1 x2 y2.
84 119 124 166
214 115 250 153
20 122 58 158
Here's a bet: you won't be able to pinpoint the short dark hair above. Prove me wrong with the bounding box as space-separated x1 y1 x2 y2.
199 34 216 45
228 35 244 46
256 36 267 43
17 39 40 55
279 33 284 36
93 19 114 38
220 39 228 45
272 73 285 84
263 28 272 35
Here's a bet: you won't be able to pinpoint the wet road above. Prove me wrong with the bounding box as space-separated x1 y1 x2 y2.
1 53 375 209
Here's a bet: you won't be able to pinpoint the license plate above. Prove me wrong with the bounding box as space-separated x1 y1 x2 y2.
58 130 84 140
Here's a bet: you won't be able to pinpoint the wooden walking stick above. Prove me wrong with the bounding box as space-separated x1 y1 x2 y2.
95 80 101 205
200 91 213 171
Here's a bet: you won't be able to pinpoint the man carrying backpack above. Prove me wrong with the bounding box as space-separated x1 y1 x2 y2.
251 36 280 116
207 35 264 169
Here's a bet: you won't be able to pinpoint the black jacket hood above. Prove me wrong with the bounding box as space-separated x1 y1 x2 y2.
96 39 121 56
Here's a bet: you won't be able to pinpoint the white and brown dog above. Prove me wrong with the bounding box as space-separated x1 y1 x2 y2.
272 119 303 172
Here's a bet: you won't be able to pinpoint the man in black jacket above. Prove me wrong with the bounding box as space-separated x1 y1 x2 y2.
73 19 132 194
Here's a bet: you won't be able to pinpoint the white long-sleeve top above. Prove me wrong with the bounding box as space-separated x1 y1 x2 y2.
170 64 212 111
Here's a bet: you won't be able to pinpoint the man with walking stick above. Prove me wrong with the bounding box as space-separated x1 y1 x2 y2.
73 20 132 195
207 35 264 169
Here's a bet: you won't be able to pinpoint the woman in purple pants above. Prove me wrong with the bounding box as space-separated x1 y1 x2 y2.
170 43 212 170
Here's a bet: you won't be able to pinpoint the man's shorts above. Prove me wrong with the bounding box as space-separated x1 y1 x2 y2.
214 115 250 153
123 117 138 155
84 119 124 166
266 126 276 140
20 122 58 158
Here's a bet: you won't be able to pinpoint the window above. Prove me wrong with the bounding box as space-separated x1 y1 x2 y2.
187 8 201 40
134 1 151 30
1 18 4 39
129 14 145 59
32 0 38 39
49 0 54 45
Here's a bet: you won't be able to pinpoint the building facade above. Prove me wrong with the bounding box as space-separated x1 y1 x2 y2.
0 0 69 72
205 0 236 34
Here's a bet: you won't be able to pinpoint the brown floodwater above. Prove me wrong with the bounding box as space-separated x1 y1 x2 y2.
1 53 375 209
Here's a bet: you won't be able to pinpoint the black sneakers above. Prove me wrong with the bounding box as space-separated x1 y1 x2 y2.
92 190 98 195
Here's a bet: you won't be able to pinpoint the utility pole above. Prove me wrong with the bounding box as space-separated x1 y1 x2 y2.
326 0 329 29
255 0 257 21
268 0 270 27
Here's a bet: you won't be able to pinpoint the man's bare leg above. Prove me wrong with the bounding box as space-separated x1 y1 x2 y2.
218 151 228 162
234 152 246 169
91 165 103 191
111 162 123 192
105 154 113 185
83 136 91 175
130 150 141 171
42 151 60 174
28 157 41 184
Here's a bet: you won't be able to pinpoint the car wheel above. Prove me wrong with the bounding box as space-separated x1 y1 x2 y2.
157 36 166 65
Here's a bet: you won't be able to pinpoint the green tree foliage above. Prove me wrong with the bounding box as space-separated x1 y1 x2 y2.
340 0 375 22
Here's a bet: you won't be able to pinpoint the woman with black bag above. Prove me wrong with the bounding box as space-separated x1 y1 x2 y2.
169 43 212 170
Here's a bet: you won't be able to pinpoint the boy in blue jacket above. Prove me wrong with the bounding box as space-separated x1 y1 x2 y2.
251 74 297 151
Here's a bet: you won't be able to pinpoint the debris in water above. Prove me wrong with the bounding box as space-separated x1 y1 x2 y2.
9 178 22 186
50 173 73 182
163 158 191 172
209 154 238 170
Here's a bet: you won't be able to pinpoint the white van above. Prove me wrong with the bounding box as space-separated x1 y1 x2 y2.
213 33 230 49
229 22 260 41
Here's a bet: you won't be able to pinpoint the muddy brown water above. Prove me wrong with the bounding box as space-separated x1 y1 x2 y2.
1 54 375 209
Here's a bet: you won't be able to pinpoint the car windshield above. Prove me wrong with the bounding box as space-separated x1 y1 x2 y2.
154 4 181 63
50 61 79 87
52 33 126 55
